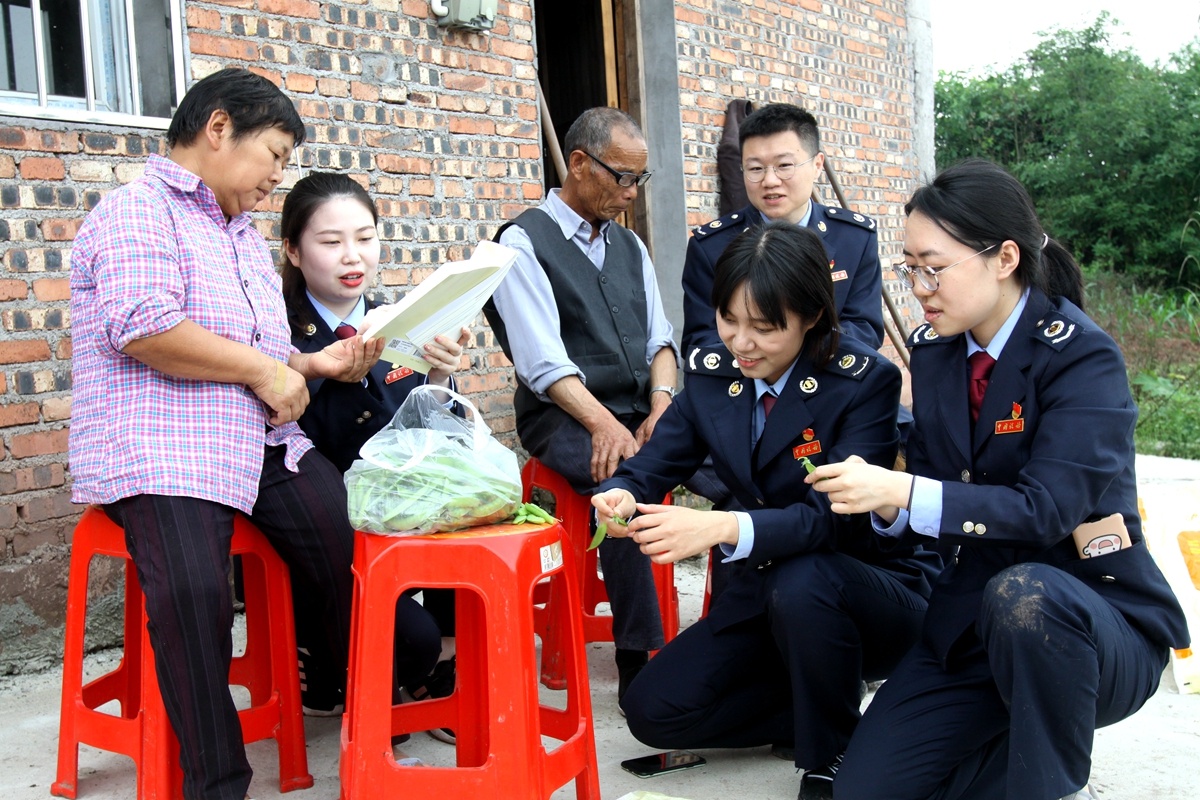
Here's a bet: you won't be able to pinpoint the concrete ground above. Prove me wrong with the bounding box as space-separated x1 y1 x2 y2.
2 454 1197 799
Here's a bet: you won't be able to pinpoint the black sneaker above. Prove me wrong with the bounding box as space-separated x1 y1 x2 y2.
404 656 456 744
297 646 344 717
798 753 844 800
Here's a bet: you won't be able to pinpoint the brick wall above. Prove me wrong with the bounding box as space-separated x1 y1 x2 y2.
0 0 923 672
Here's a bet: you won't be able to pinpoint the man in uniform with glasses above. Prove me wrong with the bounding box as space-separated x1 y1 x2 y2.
485 107 678 702
682 102 884 354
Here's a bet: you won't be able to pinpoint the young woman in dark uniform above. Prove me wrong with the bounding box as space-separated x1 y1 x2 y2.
279 172 469 743
592 221 940 800
811 159 1189 800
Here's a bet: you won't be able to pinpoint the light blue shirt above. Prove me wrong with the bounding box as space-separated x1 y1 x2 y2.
307 291 366 333
721 359 800 561
876 289 1030 539
491 189 678 400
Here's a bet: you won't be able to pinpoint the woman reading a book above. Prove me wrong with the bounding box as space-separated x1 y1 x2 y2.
279 171 467 742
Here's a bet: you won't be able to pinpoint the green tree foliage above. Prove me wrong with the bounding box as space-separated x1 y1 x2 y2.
936 14 1200 287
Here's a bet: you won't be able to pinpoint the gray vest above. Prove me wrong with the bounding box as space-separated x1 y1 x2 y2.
485 208 652 423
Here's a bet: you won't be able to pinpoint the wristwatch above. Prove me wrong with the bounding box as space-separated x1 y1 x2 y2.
649 385 676 398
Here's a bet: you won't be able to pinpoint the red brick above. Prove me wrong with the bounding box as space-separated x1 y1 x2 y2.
12 523 69 556
18 492 76 523
0 463 65 494
56 338 72 360
0 503 17 530
186 6 223 29
189 32 259 60
0 154 14 177
9 429 69 458
41 218 82 241
31 279 69 302
287 73 317 93
19 156 65 180
0 340 51 365
258 0 321 19
0 403 39 427
0 279 27 301
376 155 433 175
41 396 71 421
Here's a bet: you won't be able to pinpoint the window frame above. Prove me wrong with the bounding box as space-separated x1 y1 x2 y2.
0 0 186 129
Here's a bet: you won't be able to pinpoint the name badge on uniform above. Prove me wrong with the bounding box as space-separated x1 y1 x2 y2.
793 441 822 459
994 402 1025 434
831 270 848 282
385 366 414 384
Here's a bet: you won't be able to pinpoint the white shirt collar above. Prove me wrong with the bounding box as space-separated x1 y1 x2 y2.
307 291 366 334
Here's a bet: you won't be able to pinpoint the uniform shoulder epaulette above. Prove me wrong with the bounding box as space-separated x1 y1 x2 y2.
684 344 742 377
906 322 953 347
693 209 755 239
824 348 877 381
1030 311 1082 352
824 206 877 232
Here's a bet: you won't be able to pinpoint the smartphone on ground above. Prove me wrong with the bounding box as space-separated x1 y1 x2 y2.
620 750 707 778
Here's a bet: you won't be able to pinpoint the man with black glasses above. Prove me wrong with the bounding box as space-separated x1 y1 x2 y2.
682 102 884 354
485 107 678 703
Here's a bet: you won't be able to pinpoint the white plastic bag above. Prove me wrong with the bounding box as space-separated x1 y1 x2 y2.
344 385 521 534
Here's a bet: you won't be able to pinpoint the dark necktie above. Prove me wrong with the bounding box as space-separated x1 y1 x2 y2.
335 322 357 340
968 351 996 423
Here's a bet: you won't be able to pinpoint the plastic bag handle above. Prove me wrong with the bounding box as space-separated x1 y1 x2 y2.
407 383 491 451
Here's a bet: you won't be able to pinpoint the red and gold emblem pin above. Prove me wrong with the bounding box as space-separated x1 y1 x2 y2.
802 428 815 442
794 440 822 459
994 402 1025 434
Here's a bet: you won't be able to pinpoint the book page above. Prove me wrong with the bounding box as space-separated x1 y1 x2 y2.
361 240 517 372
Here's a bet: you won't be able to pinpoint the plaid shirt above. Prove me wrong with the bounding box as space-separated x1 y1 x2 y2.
69 155 312 513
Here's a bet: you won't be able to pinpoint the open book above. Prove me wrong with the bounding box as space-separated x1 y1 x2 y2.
360 240 518 373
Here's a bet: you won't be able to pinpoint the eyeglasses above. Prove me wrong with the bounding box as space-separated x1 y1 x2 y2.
892 244 998 292
582 151 653 187
741 153 818 183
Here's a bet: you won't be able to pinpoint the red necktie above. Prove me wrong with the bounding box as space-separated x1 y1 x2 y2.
968 351 996 423
762 393 777 418
334 322 357 340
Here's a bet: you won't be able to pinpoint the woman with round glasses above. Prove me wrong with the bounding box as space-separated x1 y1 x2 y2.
809 158 1189 800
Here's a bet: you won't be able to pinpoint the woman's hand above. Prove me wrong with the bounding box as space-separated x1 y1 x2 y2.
626 504 739 564
426 327 471 387
591 488 637 535
806 455 912 523
297 335 385 384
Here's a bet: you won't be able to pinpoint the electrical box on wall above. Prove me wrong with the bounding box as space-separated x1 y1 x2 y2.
435 0 497 32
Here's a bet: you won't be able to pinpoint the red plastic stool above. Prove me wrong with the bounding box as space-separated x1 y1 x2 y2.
522 458 679 689
52 507 312 799
339 522 599 799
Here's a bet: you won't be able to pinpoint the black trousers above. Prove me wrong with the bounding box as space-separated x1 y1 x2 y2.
836 562 1169 800
105 446 354 800
621 552 927 768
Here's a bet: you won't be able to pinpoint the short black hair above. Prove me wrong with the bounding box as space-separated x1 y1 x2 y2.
712 220 839 366
738 103 820 156
167 68 305 149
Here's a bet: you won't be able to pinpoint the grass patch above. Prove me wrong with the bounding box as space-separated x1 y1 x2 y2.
1084 271 1200 459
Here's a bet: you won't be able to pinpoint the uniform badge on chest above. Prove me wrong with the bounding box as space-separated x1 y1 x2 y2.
385 366 414 384
994 402 1025 434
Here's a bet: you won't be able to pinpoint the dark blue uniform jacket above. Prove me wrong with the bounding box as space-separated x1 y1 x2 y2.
905 288 1190 663
681 203 884 353
602 337 940 632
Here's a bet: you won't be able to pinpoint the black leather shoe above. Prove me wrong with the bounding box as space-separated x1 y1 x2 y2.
798 753 844 800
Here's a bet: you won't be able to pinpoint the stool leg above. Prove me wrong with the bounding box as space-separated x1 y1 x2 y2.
52 544 95 799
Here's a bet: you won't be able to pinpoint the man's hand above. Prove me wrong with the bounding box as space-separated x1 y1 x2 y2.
626 504 739 564
806 454 912 522
294 335 384 384
248 358 310 425
589 414 639 483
